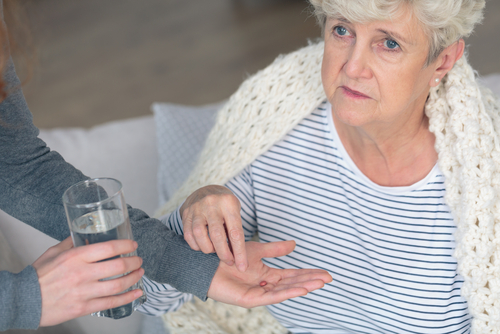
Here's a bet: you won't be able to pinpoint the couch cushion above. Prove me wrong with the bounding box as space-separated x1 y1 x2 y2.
0 227 24 273
39 116 158 216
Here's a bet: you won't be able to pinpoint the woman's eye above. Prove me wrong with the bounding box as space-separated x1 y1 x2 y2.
384 39 400 50
334 26 350 36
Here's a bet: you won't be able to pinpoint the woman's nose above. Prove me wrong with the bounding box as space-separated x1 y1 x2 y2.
343 44 373 80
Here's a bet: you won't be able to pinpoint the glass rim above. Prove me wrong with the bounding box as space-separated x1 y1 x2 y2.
62 177 123 209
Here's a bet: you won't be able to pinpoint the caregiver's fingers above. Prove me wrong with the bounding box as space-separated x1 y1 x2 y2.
91 256 143 282
36 242 144 327
89 268 145 299
79 239 138 263
85 288 143 318
52 236 74 252
32 237 74 268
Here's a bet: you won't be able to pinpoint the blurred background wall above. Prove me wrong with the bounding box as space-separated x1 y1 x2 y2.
16 0 500 129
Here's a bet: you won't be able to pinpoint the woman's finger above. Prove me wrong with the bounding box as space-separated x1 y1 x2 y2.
183 213 201 251
272 269 333 284
208 224 234 265
270 279 326 293
224 213 247 271
250 240 296 259
243 286 309 308
192 215 215 254
205 207 234 265
218 192 246 270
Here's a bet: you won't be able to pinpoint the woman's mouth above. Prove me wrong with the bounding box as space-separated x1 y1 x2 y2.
341 86 371 99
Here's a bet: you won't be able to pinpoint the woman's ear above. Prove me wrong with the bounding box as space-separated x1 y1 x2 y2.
430 39 465 87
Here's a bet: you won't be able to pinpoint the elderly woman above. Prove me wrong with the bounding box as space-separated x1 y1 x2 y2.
147 0 498 332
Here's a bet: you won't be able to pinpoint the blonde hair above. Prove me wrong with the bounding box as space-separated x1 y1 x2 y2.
308 0 485 65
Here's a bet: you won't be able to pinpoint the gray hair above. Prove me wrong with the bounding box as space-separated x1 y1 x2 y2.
309 0 485 65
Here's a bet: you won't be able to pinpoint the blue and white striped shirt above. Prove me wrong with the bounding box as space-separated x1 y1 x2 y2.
140 101 470 333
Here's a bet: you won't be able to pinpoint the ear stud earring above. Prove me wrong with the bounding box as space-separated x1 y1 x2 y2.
435 78 440 83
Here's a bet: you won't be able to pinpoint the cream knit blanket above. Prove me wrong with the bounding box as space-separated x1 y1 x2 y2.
157 41 500 333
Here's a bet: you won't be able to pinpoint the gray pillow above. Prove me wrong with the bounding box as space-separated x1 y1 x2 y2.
152 101 224 206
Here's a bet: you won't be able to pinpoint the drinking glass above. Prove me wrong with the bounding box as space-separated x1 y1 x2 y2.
62 177 146 319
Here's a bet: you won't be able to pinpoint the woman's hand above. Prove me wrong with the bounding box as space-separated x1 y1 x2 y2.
180 185 248 272
32 237 144 327
208 240 332 308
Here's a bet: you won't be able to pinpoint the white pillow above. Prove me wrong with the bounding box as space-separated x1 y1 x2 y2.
153 101 224 206
39 116 159 216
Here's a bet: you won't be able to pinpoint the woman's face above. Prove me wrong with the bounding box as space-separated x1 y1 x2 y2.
322 10 437 130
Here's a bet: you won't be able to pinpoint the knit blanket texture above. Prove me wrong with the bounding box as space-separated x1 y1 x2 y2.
157 41 500 334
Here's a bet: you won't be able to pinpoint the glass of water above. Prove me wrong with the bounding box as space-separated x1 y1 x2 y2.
62 177 146 319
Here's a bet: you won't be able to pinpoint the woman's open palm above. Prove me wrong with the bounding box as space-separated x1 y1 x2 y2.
207 240 332 308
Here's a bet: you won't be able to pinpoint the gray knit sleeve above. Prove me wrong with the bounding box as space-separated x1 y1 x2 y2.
0 266 41 330
0 59 219 300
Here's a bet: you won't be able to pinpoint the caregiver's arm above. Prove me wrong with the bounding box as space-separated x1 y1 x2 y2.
0 267 41 330
0 59 219 298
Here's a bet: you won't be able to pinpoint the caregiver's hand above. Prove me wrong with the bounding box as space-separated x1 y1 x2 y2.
180 185 247 272
32 237 144 327
207 240 332 308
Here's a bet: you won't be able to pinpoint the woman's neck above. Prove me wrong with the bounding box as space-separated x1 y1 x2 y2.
332 109 438 187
